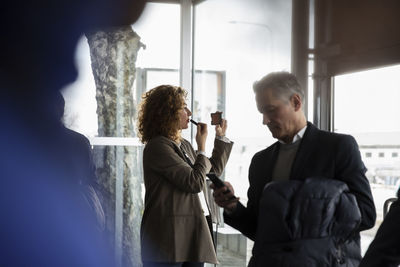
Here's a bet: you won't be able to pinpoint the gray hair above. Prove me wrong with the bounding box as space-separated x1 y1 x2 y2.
253 71 304 102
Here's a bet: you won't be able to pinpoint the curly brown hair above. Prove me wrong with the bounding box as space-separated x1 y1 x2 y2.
137 85 187 144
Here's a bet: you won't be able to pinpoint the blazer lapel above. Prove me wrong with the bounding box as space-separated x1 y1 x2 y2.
290 122 319 180
171 140 188 162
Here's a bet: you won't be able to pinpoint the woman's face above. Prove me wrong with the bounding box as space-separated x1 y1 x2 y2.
178 104 192 130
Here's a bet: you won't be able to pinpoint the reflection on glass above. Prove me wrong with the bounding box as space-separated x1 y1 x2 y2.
334 64 400 255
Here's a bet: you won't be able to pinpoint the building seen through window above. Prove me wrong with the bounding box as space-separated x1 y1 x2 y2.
334 64 400 254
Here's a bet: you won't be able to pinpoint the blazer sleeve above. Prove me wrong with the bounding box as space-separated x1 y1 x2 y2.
208 138 233 176
144 137 212 193
335 135 376 231
182 137 233 177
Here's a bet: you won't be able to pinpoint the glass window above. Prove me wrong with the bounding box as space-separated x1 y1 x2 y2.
60 2 181 265
334 64 400 255
133 2 181 136
366 152 372 158
392 152 398 158
133 2 180 97
61 2 181 138
61 1 294 265
194 0 292 265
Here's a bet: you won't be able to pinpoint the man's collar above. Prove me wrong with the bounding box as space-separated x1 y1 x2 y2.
278 125 308 144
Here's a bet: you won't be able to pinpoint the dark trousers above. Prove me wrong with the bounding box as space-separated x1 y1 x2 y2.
142 261 204 267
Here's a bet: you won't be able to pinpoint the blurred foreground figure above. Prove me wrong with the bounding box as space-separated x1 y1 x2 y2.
0 0 145 266
53 91 106 232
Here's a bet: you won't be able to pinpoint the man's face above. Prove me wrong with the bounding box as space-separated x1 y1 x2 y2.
256 88 299 143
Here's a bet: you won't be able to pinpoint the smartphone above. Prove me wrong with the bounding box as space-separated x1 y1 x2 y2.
206 173 235 199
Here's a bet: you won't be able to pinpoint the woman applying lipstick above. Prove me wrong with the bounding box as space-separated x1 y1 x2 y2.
137 85 233 267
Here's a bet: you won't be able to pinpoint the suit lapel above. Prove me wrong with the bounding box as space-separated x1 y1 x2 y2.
266 142 280 183
289 122 319 180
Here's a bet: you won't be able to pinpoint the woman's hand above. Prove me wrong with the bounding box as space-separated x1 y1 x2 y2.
195 123 208 151
215 119 227 137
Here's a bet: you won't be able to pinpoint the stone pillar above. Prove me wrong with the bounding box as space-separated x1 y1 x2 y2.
86 26 143 267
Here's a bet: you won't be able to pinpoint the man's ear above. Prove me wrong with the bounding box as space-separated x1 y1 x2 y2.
290 94 302 111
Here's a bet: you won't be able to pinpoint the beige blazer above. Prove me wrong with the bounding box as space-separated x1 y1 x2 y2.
140 136 233 264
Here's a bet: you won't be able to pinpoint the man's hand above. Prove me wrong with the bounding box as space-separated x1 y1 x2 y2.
211 181 239 212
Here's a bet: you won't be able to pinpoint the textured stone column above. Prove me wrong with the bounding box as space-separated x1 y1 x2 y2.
86 26 143 267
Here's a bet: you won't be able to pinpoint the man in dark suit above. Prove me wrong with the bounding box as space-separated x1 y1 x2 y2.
212 71 376 266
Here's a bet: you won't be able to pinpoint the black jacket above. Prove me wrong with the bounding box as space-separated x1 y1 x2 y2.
224 122 376 265
359 189 400 267
250 177 361 267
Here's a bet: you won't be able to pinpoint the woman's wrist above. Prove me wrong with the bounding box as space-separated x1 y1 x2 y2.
197 143 205 151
